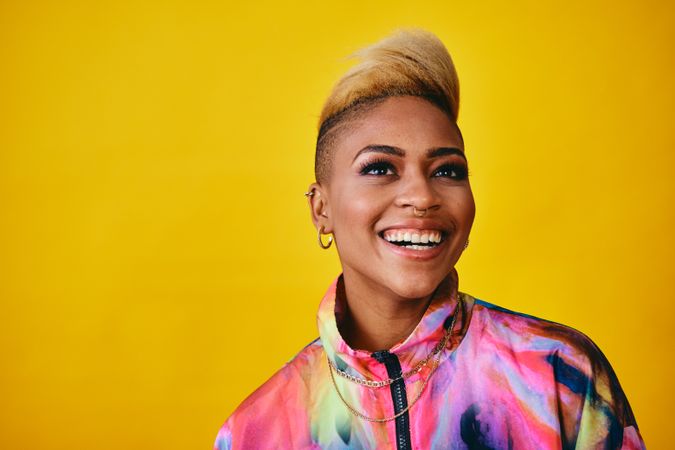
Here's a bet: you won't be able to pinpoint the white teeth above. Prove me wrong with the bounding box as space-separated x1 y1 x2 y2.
382 230 444 245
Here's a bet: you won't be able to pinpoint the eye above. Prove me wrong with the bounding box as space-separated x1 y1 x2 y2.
433 163 468 180
359 160 396 176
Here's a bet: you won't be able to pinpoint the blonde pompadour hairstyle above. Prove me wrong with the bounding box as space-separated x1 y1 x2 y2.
315 28 461 182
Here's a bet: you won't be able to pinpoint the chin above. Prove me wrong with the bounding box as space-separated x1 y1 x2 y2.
387 276 443 301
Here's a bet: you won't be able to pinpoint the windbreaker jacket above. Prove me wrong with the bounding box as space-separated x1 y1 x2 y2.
214 269 645 449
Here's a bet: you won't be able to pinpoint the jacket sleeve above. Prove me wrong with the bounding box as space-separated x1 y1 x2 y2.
620 426 646 450
550 333 646 450
213 421 232 450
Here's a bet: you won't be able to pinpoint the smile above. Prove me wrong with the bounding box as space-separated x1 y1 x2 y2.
380 228 445 250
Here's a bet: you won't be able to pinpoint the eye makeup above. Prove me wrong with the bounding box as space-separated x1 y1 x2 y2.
432 162 469 180
358 158 397 176
355 154 469 180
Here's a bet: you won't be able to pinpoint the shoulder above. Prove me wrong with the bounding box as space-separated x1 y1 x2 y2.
213 338 324 450
223 337 324 417
468 297 639 432
470 298 607 368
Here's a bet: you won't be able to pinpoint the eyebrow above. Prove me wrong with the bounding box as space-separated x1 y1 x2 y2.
352 144 466 163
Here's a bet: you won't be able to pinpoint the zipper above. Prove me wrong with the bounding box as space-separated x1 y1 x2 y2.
372 350 412 450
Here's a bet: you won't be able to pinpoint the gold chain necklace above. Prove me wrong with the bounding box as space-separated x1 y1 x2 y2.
326 295 462 422
327 294 462 388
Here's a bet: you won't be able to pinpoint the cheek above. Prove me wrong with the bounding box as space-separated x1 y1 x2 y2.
333 189 387 235
450 189 476 225
336 198 373 229
462 193 476 227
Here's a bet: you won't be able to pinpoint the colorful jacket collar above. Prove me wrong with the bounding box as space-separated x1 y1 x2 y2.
316 268 463 382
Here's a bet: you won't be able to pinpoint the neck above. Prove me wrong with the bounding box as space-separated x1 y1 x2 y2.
336 273 450 352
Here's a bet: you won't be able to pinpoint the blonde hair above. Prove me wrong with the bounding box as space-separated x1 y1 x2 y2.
315 29 461 182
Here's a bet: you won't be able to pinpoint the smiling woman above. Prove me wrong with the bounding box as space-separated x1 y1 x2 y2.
213 29 645 450
307 95 475 353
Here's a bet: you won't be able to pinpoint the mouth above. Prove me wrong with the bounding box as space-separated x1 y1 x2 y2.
378 228 446 251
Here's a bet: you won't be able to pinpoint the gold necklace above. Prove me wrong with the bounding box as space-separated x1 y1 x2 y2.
326 295 462 422
328 294 462 388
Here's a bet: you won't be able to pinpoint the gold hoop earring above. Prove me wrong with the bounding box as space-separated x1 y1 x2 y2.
318 226 333 249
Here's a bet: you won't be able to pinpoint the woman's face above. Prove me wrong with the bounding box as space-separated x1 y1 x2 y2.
310 96 475 301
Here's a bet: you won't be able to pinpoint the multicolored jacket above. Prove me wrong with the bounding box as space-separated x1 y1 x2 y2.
214 270 645 449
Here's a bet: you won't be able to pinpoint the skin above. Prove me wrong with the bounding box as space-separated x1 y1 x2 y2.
308 95 475 352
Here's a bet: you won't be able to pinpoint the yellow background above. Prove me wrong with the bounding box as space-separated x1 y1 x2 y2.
1 1 672 448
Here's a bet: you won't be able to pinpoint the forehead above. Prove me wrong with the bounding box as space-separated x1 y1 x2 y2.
334 96 463 160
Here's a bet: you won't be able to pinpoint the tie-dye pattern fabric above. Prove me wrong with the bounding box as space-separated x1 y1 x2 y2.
214 271 644 449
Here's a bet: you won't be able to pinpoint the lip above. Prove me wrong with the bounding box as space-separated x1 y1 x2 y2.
377 219 450 261
380 238 446 261
379 218 448 234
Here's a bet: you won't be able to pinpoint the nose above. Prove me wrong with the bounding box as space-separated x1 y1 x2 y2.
394 170 442 213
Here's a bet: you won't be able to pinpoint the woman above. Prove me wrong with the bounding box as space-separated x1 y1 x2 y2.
214 29 645 449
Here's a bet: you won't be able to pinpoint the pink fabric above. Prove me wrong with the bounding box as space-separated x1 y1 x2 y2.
214 271 645 449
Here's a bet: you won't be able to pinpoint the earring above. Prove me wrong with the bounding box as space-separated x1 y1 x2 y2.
463 239 470 249
318 226 333 249
412 206 427 217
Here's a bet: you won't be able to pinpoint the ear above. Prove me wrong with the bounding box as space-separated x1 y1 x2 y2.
306 182 333 233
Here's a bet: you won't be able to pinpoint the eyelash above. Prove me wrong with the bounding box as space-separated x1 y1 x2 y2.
358 159 470 180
